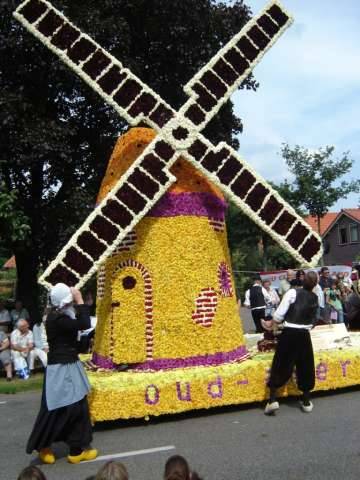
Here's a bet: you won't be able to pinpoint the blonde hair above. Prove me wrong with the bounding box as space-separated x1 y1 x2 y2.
95 461 128 480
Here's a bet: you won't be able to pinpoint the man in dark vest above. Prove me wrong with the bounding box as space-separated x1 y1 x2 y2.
245 275 271 333
264 271 319 415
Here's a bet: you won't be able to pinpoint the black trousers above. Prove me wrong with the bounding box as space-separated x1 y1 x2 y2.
251 308 265 333
268 327 315 393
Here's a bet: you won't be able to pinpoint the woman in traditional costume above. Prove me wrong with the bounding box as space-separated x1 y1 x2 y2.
26 283 97 464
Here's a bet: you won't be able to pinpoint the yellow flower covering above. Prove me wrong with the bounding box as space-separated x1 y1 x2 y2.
86 348 360 421
86 129 360 421
93 127 246 368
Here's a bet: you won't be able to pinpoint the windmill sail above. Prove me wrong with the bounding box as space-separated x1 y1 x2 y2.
13 0 176 130
184 134 322 265
13 0 322 289
180 2 293 129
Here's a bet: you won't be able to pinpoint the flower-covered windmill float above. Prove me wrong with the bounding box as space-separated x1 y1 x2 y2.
13 0 340 421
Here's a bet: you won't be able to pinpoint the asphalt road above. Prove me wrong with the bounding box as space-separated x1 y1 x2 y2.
2 309 360 480
1 387 360 480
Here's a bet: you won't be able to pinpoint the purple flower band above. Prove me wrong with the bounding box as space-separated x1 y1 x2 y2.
147 192 227 220
92 345 249 371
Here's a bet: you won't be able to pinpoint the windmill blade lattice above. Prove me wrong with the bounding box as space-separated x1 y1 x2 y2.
13 0 322 289
179 2 293 130
13 0 176 130
184 134 322 264
40 139 178 289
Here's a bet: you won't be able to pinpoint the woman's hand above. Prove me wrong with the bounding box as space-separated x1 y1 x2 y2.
70 287 84 305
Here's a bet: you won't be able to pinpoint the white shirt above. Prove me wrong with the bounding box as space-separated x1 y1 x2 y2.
273 288 316 330
266 288 280 307
244 284 271 310
0 309 11 324
313 284 325 309
11 329 34 349
32 323 48 349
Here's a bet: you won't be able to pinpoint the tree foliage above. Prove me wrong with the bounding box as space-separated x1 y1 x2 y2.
281 144 359 233
0 183 30 243
0 0 256 319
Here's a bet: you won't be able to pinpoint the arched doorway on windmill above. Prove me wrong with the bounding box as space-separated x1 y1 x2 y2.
110 259 154 365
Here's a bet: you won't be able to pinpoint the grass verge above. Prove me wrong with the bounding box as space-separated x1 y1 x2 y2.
0 372 43 394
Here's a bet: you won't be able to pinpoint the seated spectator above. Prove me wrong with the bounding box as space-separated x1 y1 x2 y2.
17 466 47 480
11 300 30 328
0 330 13 381
94 461 128 480
32 318 48 368
0 299 11 333
11 319 35 379
164 455 203 480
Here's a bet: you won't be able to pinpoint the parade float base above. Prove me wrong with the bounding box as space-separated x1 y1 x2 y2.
87 339 360 422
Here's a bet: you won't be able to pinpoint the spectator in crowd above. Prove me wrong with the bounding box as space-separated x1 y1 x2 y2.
278 270 296 297
312 273 325 322
0 299 11 333
164 455 202 480
263 280 280 319
337 271 352 291
264 271 319 415
11 300 30 327
244 275 271 333
17 466 47 480
325 279 344 323
0 330 13 381
11 319 35 379
345 266 360 330
319 267 331 290
94 461 129 480
32 318 49 369
295 269 305 287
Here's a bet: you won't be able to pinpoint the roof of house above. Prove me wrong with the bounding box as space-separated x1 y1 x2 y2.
304 208 360 237
2 256 16 269
304 212 338 236
343 208 360 223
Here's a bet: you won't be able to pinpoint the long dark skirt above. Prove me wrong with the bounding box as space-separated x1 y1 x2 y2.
27 379 92 454
268 327 315 393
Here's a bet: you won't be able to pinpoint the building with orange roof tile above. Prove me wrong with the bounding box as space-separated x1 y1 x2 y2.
305 209 360 265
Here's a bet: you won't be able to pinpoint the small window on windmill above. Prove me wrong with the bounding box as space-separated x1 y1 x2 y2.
350 224 359 243
339 227 348 245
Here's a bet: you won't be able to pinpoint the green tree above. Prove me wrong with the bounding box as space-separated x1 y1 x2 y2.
1 0 256 320
281 144 360 235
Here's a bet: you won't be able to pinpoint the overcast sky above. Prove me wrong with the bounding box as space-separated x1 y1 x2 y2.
231 0 360 211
